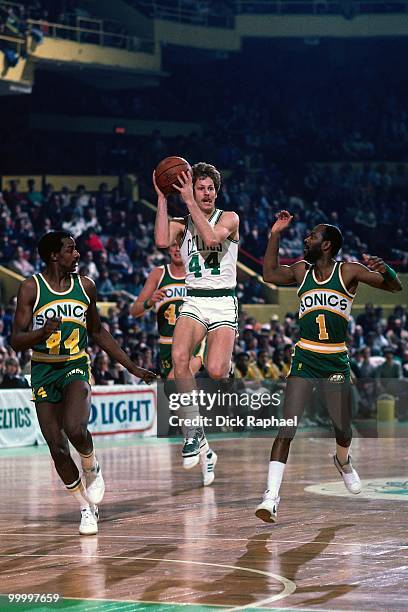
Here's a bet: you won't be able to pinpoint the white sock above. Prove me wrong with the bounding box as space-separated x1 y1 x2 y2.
66 477 90 510
79 450 97 472
267 461 285 498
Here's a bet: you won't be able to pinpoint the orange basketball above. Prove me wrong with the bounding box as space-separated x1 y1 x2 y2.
155 156 192 196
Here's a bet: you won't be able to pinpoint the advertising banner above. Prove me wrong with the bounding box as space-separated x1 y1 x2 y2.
0 384 157 448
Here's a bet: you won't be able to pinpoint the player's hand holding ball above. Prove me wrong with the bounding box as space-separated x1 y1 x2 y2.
152 170 166 204
271 210 293 235
172 170 194 207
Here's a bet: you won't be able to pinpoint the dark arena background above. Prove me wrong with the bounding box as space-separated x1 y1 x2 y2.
0 1 408 611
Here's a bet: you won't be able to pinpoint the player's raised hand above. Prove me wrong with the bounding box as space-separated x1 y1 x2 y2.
152 170 166 201
42 317 62 340
271 210 294 235
362 254 386 274
172 170 194 205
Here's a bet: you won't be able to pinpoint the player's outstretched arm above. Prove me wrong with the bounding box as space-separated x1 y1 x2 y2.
174 171 239 246
83 277 156 384
343 255 403 294
10 278 62 352
129 267 166 318
263 210 306 285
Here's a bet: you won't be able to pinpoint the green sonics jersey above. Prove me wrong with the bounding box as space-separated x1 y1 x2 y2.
32 273 90 363
155 265 186 345
297 262 355 355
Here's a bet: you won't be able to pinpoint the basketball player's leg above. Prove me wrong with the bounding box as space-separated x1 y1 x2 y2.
321 379 361 494
62 379 105 505
172 316 208 465
35 398 97 534
206 326 236 380
199 326 235 486
256 376 314 523
172 315 207 392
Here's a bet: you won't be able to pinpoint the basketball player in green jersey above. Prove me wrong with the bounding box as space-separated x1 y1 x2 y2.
154 162 239 473
130 241 203 380
255 211 402 523
11 231 156 535
130 240 217 485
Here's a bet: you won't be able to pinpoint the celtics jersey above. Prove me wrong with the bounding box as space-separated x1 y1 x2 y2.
179 208 238 289
155 265 186 344
297 262 355 354
31 273 90 363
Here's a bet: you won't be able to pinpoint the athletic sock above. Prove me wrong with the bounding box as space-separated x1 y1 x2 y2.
66 477 90 510
267 461 285 498
79 449 97 472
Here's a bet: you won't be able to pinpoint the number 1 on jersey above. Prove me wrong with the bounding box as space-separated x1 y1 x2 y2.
316 314 329 340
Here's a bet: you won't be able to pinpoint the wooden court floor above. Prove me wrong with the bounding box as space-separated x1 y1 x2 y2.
0 434 407 611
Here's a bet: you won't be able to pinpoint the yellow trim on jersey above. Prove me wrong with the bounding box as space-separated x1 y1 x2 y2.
298 305 350 321
159 337 173 344
39 273 74 295
31 350 88 363
33 275 41 312
297 339 347 354
77 275 91 304
33 298 89 317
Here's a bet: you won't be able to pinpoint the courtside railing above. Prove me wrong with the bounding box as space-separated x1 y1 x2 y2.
130 0 408 24
26 18 155 54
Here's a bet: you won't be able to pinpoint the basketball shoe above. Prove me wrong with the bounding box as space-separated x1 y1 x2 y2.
84 461 105 504
79 506 98 535
182 427 209 469
255 490 280 523
200 448 217 486
333 454 361 494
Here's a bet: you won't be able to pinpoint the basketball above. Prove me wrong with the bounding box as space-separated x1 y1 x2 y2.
155 156 192 196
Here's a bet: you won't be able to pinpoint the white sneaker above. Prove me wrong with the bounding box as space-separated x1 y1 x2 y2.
182 429 209 469
79 507 98 535
90 504 99 522
333 454 361 494
255 491 280 523
200 449 217 486
84 462 105 504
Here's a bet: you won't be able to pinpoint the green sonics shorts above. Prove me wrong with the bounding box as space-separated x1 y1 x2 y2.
31 356 91 404
159 340 206 379
288 344 350 382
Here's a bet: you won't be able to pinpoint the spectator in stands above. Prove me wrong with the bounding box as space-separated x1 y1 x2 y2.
8 246 35 277
80 250 99 281
96 268 115 300
0 356 29 389
92 352 116 385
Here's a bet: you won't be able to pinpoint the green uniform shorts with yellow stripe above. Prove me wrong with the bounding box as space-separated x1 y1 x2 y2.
159 340 206 379
31 356 91 404
288 344 350 382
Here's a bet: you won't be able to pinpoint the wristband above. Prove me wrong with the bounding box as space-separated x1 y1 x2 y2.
381 264 397 282
143 299 153 310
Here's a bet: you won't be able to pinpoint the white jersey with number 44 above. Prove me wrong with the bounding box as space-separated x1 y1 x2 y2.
179 209 238 290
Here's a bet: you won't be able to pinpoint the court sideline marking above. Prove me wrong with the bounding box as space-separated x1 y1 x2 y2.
0 552 296 607
0 532 405 549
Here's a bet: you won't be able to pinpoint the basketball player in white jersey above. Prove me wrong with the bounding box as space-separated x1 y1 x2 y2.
154 162 239 475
